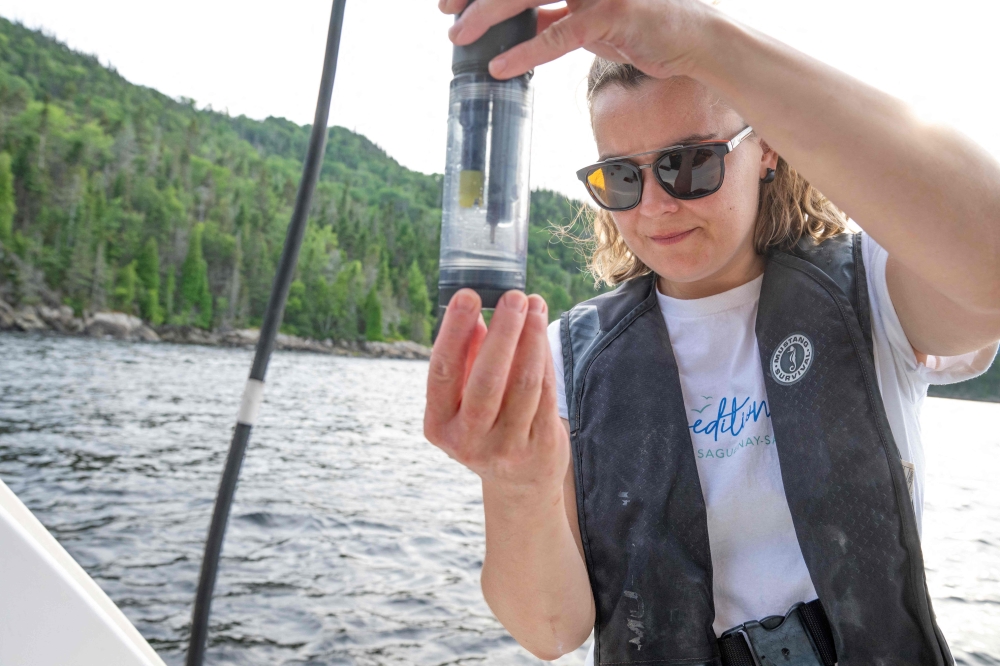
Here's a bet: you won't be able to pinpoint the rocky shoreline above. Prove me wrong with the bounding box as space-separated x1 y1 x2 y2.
0 299 432 360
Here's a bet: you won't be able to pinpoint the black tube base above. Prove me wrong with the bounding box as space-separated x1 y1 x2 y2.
438 268 524 309
439 284 524 309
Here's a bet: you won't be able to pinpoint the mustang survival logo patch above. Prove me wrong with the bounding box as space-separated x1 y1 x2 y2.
771 333 814 385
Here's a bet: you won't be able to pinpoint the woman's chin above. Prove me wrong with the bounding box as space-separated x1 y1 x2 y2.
650 261 715 285
644 249 717 285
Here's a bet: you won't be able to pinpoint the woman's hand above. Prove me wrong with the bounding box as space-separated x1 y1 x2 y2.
439 0 719 81
424 288 593 658
424 287 568 496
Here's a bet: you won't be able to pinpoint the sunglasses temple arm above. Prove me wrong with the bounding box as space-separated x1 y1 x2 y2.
727 126 755 152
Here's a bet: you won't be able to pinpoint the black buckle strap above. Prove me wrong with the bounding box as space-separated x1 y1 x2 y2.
718 600 837 666
798 600 837 665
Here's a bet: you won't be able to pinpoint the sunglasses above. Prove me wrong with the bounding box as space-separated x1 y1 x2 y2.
576 126 755 211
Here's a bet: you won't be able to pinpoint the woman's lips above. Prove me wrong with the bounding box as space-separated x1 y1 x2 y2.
649 228 697 246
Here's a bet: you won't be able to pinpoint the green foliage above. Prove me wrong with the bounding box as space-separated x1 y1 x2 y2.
0 152 14 244
137 237 160 291
136 237 162 324
929 361 1000 403
334 260 366 340
179 223 212 328
363 287 383 341
1 16 993 401
283 279 307 336
113 260 137 313
142 288 162 325
376 247 390 293
526 190 603 321
0 17 606 345
164 270 175 319
406 259 430 344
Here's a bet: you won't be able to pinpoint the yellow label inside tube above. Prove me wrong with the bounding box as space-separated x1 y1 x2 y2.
459 170 484 208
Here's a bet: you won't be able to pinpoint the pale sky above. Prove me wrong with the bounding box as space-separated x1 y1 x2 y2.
1 1 998 202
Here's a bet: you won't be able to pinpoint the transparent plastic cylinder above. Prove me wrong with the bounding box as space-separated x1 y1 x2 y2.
438 72 533 309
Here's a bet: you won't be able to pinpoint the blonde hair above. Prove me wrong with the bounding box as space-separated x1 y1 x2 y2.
570 59 848 287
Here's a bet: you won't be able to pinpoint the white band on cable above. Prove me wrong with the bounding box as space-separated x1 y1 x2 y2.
236 379 265 426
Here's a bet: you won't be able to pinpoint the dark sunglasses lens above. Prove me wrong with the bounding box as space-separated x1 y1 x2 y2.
656 147 724 198
586 163 641 210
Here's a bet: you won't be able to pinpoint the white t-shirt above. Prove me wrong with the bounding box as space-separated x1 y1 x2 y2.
547 233 997 656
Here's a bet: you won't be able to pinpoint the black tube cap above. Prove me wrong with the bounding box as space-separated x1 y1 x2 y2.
452 1 537 75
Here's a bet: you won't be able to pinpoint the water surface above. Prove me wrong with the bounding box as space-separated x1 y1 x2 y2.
0 333 997 664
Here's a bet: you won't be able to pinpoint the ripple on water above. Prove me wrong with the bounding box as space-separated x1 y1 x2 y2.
1 332 998 664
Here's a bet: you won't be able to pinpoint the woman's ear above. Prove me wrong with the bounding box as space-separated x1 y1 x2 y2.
758 138 780 178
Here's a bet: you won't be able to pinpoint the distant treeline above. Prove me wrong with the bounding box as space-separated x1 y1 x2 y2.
0 16 995 399
929 371 999 404
0 17 600 346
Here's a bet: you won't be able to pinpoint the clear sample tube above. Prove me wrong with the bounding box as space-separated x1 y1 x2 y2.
438 5 535 309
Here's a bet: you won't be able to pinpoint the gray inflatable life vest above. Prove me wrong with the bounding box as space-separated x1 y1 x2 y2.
560 233 952 666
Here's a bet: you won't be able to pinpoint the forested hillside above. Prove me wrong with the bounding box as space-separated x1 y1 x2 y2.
0 17 600 345
1 16 995 399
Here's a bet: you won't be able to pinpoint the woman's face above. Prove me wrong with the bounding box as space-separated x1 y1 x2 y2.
590 76 776 293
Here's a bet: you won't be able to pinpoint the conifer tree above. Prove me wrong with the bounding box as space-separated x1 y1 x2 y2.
0 152 15 246
0 22 617 358
136 237 163 325
91 241 108 311
165 271 176 321
65 218 94 314
225 229 242 326
363 286 384 341
114 260 138 314
406 260 431 344
180 223 213 329
197 283 213 329
283 279 307 336
376 246 391 294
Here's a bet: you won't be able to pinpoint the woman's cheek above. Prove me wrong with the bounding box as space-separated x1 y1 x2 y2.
611 213 642 249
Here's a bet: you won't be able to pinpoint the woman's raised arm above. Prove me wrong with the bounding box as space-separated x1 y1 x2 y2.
443 0 1000 356
694 15 1000 357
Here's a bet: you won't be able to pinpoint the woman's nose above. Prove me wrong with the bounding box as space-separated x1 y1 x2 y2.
637 167 681 216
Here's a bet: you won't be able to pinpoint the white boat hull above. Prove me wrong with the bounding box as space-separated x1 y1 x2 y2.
0 479 166 666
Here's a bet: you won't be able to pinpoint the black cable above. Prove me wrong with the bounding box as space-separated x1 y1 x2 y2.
185 2 347 663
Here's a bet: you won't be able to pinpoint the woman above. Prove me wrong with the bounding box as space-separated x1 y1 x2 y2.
424 1 1000 664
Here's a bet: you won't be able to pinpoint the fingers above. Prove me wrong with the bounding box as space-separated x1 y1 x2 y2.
448 0 545 45
461 289 530 427
489 9 601 79
442 1 566 32
464 312 488 389
425 289 483 438
438 0 469 15
533 325 561 434
494 294 551 437
536 6 571 34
